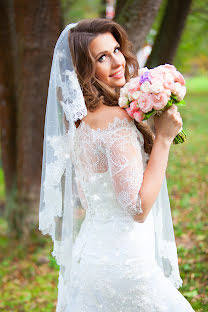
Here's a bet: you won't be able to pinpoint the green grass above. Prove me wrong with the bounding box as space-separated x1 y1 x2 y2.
0 76 207 311
166 81 208 310
185 75 208 95
0 168 5 201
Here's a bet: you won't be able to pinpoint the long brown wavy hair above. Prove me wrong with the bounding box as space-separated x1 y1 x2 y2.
68 18 154 154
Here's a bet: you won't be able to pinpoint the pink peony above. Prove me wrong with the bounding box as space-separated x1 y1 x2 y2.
130 100 139 112
128 77 141 92
151 92 169 110
138 93 153 113
163 64 185 86
172 82 186 101
149 70 163 84
133 110 144 122
126 106 135 118
173 71 185 86
150 66 176 92
163 64 177 72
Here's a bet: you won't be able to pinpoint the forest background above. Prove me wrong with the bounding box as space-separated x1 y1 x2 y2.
0 0 207 311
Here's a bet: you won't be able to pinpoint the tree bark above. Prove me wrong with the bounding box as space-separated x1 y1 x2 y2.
146 0 193 68
0 0 17 193
0 0 62 236
115 0 163 53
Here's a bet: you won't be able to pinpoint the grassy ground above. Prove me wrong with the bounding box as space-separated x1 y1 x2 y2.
0 76 207 311
166 76 208 311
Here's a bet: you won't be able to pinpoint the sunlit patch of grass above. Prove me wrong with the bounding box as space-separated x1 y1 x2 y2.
186 76 208 95
0 217 59 311
166 93 208 310
0 168 5 201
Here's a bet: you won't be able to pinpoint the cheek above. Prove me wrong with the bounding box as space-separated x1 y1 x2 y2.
95 64 110 81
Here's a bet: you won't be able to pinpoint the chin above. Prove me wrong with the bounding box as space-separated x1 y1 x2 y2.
111 78 126 88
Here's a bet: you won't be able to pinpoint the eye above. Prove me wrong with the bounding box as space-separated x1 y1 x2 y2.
114 46 120 53
98 54 106 62
97 46 121 62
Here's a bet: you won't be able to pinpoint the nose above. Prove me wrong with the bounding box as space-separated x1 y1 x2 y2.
111 53 123 67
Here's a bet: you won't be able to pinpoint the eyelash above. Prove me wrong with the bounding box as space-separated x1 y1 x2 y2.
98 47 120 62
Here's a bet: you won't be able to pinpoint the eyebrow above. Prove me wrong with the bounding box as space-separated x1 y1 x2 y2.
95 43 120 59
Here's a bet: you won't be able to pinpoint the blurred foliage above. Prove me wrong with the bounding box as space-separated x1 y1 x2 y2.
186 76 208 95
61 0 103 24
174 0 208 75
0 77 208 310
149 0 208 75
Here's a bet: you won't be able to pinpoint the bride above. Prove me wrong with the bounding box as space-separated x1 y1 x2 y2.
39 18 195 312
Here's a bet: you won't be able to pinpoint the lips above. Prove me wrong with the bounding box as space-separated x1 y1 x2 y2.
110 67 124 78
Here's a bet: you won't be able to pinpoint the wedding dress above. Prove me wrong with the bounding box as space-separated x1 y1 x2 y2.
62 115 195 312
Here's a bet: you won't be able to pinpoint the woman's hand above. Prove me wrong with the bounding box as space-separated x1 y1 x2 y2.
153 104 183 143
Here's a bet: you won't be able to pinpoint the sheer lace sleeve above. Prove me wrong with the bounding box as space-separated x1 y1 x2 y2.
104 119 144 218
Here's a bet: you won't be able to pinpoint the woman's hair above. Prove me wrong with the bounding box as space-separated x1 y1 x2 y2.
68 18 154 154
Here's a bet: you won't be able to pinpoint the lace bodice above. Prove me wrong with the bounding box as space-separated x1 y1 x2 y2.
72 116 150 221
54 116 193 312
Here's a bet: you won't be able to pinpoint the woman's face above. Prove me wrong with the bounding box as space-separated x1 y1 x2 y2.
89 32 126 89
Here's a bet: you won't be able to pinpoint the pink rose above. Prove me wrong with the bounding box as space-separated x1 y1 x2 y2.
149 70 163 84
163 64 185 86
126 107 135 118
172 82 186 101
151 92 169 110
130 100 139 112
138 94 153 113
173 71 185 86
133 110 144 122
163 64 177 72
128 77 141 92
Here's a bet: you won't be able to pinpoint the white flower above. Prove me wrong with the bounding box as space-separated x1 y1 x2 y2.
140 81 152 93
138 67 149 76
172 82 186 101
165 71 174 83
165 89 171 97
120 87 129 97
123 82 130 90
131 91 141 100
128 77 140 90
150 81 164 94
119 96 129 108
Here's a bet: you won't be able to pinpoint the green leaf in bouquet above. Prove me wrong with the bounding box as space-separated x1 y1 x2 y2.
171 94 178 101
176 100 186 106
166 100 173 107
143 109 155 120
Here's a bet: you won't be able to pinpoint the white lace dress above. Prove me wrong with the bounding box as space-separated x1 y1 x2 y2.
65 116 195 312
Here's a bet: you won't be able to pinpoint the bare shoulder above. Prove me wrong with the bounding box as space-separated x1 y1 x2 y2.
107 106 132 122
82 105 132 130
96 106 132 129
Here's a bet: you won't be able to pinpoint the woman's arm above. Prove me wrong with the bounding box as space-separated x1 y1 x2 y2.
133 135 172 223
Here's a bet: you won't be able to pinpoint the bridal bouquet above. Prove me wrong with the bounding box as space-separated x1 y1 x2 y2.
118 64 187 144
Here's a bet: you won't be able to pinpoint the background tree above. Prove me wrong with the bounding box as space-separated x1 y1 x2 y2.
114 0 163 52
0 0 62 236
174 0 208 74
146 0 193 68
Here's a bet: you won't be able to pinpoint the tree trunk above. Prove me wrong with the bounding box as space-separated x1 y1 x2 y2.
115 0 163 53
0 0 17 193
0 0 62 237
146 0 193 68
